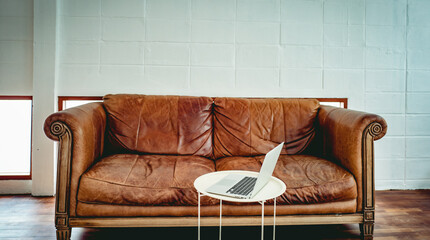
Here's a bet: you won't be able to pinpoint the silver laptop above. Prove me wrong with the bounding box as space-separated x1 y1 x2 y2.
206 142 284 199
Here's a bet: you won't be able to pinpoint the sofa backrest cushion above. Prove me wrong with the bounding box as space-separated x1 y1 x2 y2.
103 94 213 157
213 97 320 159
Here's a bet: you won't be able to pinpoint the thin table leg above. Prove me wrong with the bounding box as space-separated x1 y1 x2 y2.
219 200 222 240
273 198 276 240
261 201 265 240
198 191 201 240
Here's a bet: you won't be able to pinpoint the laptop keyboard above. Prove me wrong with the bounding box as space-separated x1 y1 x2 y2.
226 176 257 196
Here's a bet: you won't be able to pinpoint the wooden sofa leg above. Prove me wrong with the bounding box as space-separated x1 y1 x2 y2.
56 227 71 240
360 222 374 239
55 214 71 240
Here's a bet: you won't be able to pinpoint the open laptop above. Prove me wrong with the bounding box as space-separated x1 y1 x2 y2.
206 142 284 199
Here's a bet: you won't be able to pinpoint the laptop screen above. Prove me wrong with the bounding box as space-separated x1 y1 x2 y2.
251 142 284 197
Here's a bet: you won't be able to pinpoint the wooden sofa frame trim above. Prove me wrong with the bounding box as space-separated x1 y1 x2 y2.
51 119 383 240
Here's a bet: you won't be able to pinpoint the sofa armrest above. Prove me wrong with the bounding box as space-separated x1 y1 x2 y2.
44 102 106 221
317 105 387 214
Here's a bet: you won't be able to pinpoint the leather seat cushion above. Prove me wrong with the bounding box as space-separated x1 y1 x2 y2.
77 154 218 206
216 155 358 205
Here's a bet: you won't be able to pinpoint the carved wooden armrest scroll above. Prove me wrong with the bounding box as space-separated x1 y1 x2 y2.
361 121 384 238
51 121 73 239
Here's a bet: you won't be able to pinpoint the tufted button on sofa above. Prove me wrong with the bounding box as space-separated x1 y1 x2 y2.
44 94 387 240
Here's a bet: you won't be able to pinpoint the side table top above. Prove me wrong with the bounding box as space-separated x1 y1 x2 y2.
194 170 286 203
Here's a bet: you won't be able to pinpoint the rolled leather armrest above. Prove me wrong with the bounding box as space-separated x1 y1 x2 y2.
44 102 107 217
318 105 387 212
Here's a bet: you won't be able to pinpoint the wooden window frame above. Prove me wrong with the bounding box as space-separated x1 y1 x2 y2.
58 96 103 111
0 96 33 180
317 98 348 109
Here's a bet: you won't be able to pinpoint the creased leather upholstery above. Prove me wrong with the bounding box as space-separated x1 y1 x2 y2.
216 155 357 205
103 94 213 157
77 153 356 214
44 102 106 217
78 154 218 206
213 98 319 159
43 94 388 220
76 199 357 217
318 105 387 211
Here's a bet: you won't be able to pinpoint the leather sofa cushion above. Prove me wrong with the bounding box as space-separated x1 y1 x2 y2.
213 98 319 159
77 154 218 206
216 155 357 205
78 154 356 209
103 94 213 157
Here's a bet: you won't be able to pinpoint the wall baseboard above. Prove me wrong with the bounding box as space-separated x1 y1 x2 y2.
376 180 430 190
0 180 32 194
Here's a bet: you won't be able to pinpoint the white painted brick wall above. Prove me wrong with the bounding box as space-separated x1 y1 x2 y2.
3 0 429 190
191 44 234 67
365 93 405 114
281 23 323 45
100 42 143 65
190 67 235 90
102 18 145 41
406 116 430 136
191 0 235 21
365 70 405 92
143 66 189 90
280 69 322 90
191 21 234 43
101 0 144 17
144 43 189 66
324 24 348 46
0 17 33 41
406 94 430 113
100 65 145 84
145 19 190 42
323 0 347 24
324 47 364 69
381 115 405 136
406 159 430 180
282 0 322 24
366 26 406 50
146 0 190 20
324 70 365 93
61 17 100 41
236 68 280 89
236 45 279 68
375 160 405 180
62 0 100 17
237 0 280 22
236 22 280 44
61 41 100 64
0 0 33 95
408 49 430 70
407 71 430 91
281 46 322 68
406 137 430 158
55 0 430 190
365 0 406 26
407 0 430 26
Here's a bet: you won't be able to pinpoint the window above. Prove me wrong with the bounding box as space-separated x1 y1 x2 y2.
0 96 32 179
318 98 347 108
58 96 103 111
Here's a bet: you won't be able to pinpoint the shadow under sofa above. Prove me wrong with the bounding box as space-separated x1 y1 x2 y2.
44 94 387 240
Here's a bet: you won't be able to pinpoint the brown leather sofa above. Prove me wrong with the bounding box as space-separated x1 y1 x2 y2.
44 94 387 240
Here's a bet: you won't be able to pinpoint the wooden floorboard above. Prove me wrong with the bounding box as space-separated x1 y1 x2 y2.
0 190 429 239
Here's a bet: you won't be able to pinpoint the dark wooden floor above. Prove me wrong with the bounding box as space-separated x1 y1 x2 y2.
0 190 429 240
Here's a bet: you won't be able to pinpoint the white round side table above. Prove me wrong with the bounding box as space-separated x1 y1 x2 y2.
194 170 287 240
